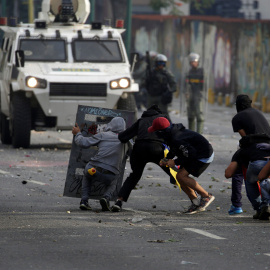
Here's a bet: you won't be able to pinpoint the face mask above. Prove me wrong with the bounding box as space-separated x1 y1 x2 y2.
156 127 171 141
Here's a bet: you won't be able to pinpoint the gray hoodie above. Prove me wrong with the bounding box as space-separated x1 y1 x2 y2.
74 117 126 174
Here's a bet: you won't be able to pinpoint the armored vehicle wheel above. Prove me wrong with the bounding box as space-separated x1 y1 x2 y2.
11 93 31 148
117 93 137 118
0 113 12 144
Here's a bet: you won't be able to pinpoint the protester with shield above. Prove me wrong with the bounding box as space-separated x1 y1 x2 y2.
72 117 126 211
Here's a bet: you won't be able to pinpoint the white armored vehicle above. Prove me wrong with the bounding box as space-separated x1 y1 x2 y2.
0 0 138 148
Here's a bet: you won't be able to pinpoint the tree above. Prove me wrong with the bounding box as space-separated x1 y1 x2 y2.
150 0 215 15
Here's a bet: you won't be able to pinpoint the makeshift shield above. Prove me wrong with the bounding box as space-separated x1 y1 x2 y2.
63 105 135 200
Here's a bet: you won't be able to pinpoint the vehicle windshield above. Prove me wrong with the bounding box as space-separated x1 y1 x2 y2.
72 39 123 62
19 38 67 62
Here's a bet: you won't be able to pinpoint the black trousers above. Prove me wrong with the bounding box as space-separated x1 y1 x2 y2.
118 141 171 202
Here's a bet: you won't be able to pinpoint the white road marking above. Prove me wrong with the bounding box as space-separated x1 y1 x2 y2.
27 180 49 186
0 169 10 174
184 228 226 240
264 253 270 257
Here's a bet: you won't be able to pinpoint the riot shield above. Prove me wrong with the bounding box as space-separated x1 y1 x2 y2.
63 105 135 200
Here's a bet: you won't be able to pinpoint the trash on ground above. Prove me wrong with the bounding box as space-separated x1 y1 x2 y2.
180 261 198 265
131 217 143 223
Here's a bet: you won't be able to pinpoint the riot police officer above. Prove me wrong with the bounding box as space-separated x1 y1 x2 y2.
141 54 177 118
185 53 204 134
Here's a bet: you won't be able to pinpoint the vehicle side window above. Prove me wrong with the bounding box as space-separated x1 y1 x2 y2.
0 36 8 71
5 38 9 52
0 29 4 50
8 44 12 62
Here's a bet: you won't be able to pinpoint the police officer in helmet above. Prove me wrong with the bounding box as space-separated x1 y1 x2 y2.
141 53 177 119
185 52 205 134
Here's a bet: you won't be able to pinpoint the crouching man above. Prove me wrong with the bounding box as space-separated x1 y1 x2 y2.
72 117 126 211
148 117 215 214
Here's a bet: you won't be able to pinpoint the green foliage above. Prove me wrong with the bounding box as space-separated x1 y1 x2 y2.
150 0 215 14
150 0 174 10
191 0 215 12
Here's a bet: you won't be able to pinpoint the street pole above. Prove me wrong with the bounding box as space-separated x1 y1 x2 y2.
1 0 7 16
89 0 95 23
125 0 132 58
28 0 34 23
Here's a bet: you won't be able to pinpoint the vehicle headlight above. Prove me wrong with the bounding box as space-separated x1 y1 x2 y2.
27 77 38 87
110 78 130 89
26 76 47 89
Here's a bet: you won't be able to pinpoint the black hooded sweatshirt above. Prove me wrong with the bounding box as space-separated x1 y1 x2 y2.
118 105 167 143
165 123 213 162
232 95 270 136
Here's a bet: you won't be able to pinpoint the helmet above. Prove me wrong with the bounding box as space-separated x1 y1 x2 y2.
155 54 168 62
149 51 157 58
189 53 200 63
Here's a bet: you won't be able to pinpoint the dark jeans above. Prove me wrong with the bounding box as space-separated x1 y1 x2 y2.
246 160 267 210
231 167 245 208
81 162 117 201
118 141 171 202
260 179 270 207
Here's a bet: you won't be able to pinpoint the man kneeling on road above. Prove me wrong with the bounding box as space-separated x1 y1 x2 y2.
148 117 215 214
72 117 126 211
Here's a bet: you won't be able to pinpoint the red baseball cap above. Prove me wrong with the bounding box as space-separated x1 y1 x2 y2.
148 117 170 133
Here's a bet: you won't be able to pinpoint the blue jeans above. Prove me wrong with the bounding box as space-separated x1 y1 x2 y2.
260 179 270 207
231 167 245 207
246 160 267 210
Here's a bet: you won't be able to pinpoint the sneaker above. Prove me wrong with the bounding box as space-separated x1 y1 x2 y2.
111 200 122 212
183 203 203 214
259 206 270 220
199 193 215 211
100 197 111 212
79 200 91 210
228 205 243 215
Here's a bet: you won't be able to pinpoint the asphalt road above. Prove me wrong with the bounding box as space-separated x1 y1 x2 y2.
1 98 270 270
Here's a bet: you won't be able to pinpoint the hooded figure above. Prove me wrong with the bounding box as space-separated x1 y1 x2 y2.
111 105 173 212
72 117 126 211
147 117 215 214
232 94 270 136
235 94 252 113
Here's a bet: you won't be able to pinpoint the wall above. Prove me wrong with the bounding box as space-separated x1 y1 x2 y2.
132 15 270 108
